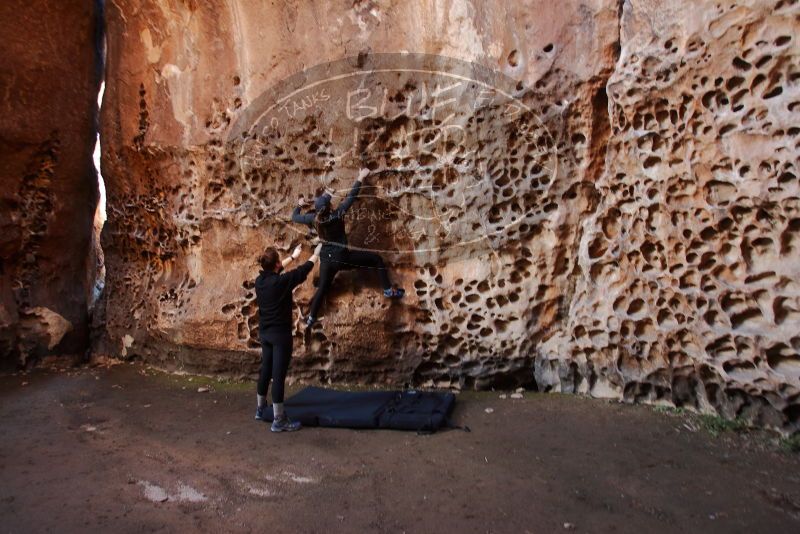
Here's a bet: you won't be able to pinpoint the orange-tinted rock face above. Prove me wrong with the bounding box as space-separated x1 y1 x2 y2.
0 0 103 366
562 0 800 430
97 0 799 432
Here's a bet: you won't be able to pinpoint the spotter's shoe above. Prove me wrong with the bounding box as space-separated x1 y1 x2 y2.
271 415 302 432
255 405 268 421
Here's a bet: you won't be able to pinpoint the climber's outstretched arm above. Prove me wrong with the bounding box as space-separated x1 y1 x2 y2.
291 198 315 226
337 168 369 215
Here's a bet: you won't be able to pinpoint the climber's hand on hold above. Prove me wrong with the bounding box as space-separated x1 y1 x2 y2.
297 197 308 208
357 167 370 182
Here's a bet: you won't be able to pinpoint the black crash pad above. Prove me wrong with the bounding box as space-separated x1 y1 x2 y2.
263 386 456 432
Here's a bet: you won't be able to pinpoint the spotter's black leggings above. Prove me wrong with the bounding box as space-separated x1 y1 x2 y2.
257 330 292 403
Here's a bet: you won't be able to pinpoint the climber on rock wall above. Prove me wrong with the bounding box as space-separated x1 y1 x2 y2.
254 242 322 432
292 167 405 331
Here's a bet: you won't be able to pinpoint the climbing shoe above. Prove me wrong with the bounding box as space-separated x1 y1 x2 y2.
271 415 302 432
383 287 405 299
304 315 316 330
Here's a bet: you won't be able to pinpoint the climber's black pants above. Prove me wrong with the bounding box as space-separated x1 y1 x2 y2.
257 330 292 403
307 248 391 319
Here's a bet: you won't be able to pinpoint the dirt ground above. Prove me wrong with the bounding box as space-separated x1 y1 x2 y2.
1 363 798 534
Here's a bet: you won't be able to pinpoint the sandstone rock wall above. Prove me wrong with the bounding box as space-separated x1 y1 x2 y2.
98 0 799 432
560 0 800 429
560 1 800 428
0 0 103 367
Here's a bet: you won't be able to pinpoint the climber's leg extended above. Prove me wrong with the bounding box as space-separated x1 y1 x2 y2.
342 249 390 289
306 259 340 327
342 249 404 298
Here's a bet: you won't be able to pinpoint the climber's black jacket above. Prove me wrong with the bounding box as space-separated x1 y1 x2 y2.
291 180 362 248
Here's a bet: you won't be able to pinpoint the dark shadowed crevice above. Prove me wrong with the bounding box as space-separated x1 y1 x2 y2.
88 0 106 317
84 0 107 366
